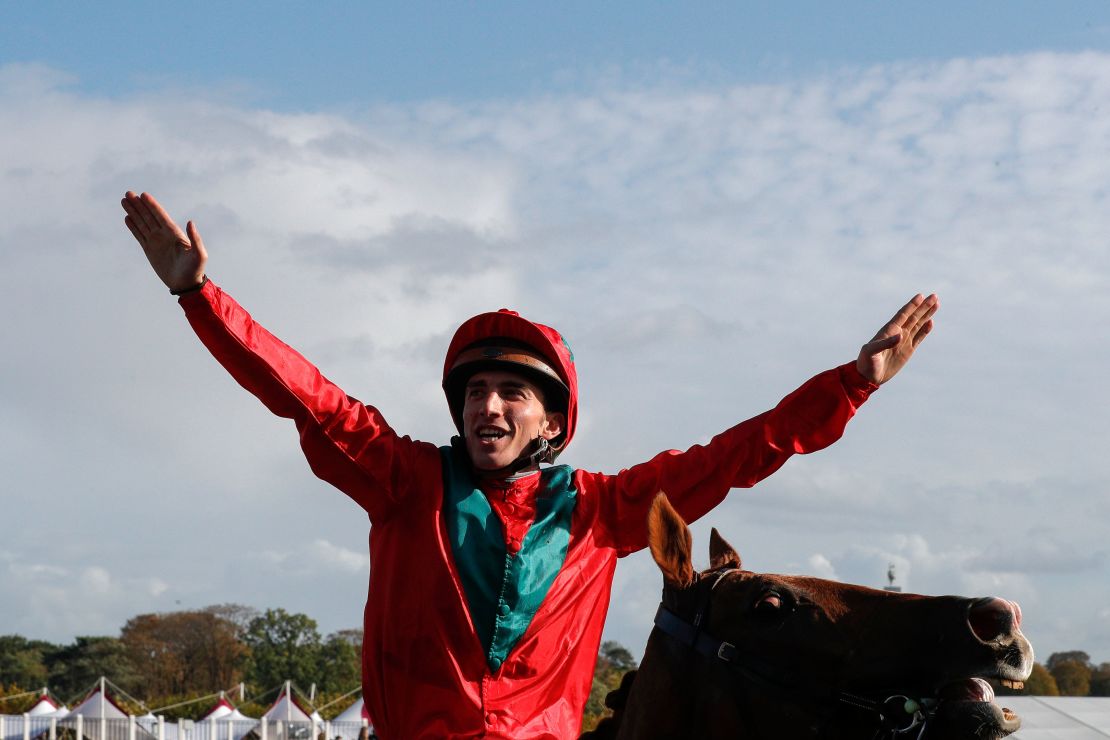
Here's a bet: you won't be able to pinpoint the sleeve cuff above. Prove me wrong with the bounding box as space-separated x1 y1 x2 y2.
838 361 879 402
176 276 216 307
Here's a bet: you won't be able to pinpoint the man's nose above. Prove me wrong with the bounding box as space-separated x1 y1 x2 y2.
480 392 504 415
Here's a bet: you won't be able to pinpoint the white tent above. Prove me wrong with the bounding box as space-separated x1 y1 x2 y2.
64 685 130 720
261 685 312 724
59 683 155 740
197 695 257 740
331 698 367 724
200 697 235 722
26 694 65 717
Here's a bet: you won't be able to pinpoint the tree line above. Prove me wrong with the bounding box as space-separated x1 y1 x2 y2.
0 605 361 719
1000 651 1110 697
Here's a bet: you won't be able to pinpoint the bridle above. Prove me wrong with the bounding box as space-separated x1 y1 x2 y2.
651 566 936 740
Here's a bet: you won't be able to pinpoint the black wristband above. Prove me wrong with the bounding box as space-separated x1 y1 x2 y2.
170 275 209 296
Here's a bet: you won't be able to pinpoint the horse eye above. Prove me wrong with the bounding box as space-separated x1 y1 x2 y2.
754 592 783 613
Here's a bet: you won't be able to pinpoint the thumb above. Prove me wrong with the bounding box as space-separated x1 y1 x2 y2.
186 220 209 261
861 333 900 356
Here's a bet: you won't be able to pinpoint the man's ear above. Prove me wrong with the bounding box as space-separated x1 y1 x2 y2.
541 411 566 440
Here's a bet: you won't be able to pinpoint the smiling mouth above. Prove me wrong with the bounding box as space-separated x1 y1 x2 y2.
475 427 509 442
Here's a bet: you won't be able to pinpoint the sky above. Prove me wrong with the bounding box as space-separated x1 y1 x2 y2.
3 2 1110 676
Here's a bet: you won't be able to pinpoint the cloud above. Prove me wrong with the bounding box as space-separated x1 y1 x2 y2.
806 553 839 580
249 540 368 577
0 552 170 639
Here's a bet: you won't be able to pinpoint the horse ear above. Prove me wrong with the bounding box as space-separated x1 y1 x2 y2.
709 528 742 570
648 493 695 589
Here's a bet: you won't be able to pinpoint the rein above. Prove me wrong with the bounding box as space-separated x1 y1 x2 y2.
651 567 935 739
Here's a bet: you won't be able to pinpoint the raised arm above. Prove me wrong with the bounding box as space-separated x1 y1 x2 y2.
119 192 438 522
591 294 939 555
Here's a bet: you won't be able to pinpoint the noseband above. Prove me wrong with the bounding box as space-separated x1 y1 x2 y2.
652 567 936 739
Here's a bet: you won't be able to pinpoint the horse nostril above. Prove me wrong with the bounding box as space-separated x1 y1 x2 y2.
969 597 1016 642
1008 599 1023 629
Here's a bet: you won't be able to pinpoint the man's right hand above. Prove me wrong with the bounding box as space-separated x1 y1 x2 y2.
122 191 208 293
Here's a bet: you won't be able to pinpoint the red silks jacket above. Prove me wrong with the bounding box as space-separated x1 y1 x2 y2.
179 281 876 739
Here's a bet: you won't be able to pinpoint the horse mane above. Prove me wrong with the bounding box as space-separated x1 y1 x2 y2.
579 670 637 740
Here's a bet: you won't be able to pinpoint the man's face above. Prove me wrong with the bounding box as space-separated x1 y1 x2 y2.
462 370 565 471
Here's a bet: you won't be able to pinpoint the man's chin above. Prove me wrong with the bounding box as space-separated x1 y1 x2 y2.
466 448 514 472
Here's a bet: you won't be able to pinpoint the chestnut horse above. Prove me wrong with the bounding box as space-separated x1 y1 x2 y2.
583 495 1033 740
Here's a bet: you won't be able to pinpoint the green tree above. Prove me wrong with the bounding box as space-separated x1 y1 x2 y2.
1088 662 1110 697
243 609 322 691
317 629 362 694
1050 660 1092 696
47 637 140 698
581 641 638 732
1023 663 1060 696
0 635 58 689
1046 651 1091 671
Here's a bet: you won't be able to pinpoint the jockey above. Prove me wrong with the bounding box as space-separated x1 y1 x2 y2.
122 191 938 740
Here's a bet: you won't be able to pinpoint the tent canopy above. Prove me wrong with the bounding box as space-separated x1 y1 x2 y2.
260 687 312 724
331 698 367 724
26 695 64 717
65 687 129 720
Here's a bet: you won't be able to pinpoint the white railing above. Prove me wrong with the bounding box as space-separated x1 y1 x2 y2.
1 718 374 740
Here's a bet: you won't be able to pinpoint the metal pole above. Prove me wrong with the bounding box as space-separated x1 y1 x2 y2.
99 678 106 740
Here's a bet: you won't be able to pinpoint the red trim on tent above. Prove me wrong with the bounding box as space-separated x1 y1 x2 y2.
200 696 236 720
266 688 313 719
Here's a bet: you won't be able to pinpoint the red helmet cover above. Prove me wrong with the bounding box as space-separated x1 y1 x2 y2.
442 309 578 454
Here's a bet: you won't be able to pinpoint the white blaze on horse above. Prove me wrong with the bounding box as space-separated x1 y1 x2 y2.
584 494 1034 740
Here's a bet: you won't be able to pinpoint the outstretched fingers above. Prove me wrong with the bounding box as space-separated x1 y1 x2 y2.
122 192 155 236
142 192 183 234
885 294 925 330
903 295 939 339
124 214 146 246
911 318 934 348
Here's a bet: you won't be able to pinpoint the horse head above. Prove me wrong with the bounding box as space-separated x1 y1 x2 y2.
611 494 1034 740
